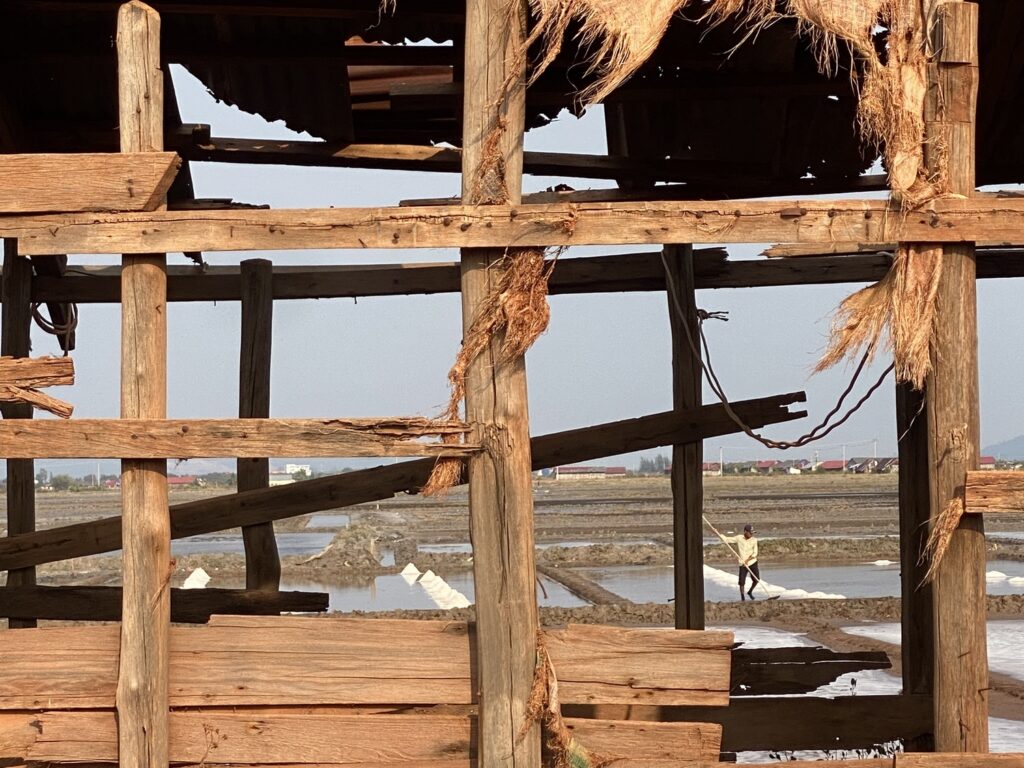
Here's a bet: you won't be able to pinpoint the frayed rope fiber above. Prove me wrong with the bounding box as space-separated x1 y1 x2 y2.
520 632 613 768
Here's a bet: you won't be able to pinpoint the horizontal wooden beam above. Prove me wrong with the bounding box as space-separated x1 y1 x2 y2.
0 585 328 623
763 240 1012 258
0 392 805 570
5 0 465 20
0 709 721 766
10 248 1024 306
566 694 933 753
0 152 179 214
0 417 474 459
7 198 1024 255
0 617 733 709
965 470 1024 513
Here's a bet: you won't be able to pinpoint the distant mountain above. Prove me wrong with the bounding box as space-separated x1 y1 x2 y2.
983 435 1024 460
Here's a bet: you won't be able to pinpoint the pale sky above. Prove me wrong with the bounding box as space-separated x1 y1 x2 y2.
11 63 1024 477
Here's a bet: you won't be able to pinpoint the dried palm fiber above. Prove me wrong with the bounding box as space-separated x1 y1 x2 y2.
521 633 613 768
919 495 965 586
816 245 942 391
422 246 559 496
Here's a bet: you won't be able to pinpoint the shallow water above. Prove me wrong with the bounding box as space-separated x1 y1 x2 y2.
305 513 351 528
281 571 587 612
173 532 335 557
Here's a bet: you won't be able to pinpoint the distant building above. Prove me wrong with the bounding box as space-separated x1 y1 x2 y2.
285 464 312 476
816 459 846 472
755 460 781 474
779 459 811 474
269 472 296 486
167 475 199 488
554 466 625 480
980 456 997 471
701 462 722 476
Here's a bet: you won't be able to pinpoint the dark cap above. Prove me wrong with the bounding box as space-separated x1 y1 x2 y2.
743 524 754 533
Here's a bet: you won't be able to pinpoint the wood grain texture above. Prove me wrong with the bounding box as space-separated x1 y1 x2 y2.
15 249 1024 305
0 418 477 458
117 3 169 767
0 618 732 710
920 1 988 752
460 0 538 765
964 470 1024 512
11 198 1024 254
666 244 704 628
238 258 280 590
0 710 728 766
568 694 934 753
1 245 36 627
896 383 935 750
0 152 179 214
0 355 75 418
0 585 327 623
0 394 805 570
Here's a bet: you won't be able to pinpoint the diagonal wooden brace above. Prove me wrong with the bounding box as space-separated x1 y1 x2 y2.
0 356 75 418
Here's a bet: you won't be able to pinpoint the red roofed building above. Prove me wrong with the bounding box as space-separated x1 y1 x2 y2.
167 475 198 488
817 460 846 472
980 456 997 470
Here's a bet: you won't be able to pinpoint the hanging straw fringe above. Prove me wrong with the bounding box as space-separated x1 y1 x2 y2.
423 248 560 496
521 633 612 768
919 495 966 585
816 245 942 391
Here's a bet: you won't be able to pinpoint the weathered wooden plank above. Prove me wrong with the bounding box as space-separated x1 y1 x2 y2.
0 618 733 709
666 244 704 629
15 248 1024 305
921 1 987 753
897 755 1024 767
238 258 279 590
566 694 934 753
0 355 74 387
1 245 36 628
0 710 726 766
965 470 1024 512
459 0 538 764
0 152 179 214
117 4 169 767
0 585 327 623
8 198 1024 255
0 394 805 570
0 418 476 459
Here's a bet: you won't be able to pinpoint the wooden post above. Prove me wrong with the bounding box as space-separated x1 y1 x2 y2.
116 3 170 767
461 0 540 765
921 1 987 753
896 383 934 750
1 240 36 629
239 258 280 590
666 244 704 629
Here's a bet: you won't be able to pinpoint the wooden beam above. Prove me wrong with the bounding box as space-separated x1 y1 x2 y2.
666 245 704 629
0 417 476 459
0 710 722 766
897 383 935 750
238 259 279 590
11 198 1024 255
15 248 1024 305
0 153 179 214
116 4 169 767
0 585 328 623
566 694 934 753
460 0 538 764
1 243 36 628
0 393 806 570
5 0 466 20
921 1 987 752
0 355 75 418
964 470 1024 512
0 617 733 709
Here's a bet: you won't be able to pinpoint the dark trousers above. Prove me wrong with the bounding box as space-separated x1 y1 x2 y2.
739 562 760 594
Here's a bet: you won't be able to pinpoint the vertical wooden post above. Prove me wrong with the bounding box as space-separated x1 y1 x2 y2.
1 240 36 629
461 1 540 765
896 383 934 750
921 1 987 753
116 3 170 767
239 258 280 590
666 244 704 629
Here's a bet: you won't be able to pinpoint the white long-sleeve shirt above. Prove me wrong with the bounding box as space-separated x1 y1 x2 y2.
718 534 758 566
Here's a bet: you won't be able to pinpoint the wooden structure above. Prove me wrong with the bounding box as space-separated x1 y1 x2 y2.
1 0 1022 765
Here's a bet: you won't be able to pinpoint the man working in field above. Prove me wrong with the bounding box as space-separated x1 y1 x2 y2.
714 523 760 601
